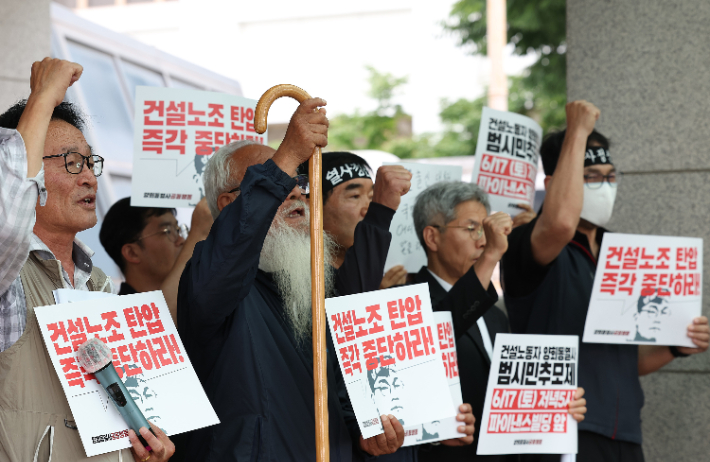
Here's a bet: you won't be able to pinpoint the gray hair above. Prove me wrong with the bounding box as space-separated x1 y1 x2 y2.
412 181 491 250
203 140 258 218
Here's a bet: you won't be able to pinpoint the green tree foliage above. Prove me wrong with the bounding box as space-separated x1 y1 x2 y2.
445 0 567 132
328 67 483 159
328 66 414 153
328 2 566 159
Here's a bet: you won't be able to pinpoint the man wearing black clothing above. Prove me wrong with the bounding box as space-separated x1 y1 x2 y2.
100 198 184 295
306 153 477 461
100 196 213 322
501 101 709 462
177 99 410 461
411 181 586 462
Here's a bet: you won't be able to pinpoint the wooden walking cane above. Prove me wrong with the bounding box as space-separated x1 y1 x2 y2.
255 85 329 462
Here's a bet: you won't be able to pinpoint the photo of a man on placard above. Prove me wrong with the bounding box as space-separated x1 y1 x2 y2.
120 364 167 433
633 294 671 342
367 356 407 425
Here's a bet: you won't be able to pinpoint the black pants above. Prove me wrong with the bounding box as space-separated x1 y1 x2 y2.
519 431 645 462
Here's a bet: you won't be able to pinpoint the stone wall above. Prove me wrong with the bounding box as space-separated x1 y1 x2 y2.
0 0 50 111
567 1 710 460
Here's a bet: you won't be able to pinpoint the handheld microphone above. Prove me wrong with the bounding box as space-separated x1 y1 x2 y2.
77 337 154 449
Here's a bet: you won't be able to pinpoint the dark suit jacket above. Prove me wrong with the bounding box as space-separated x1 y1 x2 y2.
413 267 516 462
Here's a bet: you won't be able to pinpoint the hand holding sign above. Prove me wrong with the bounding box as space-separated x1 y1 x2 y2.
379 265 408 290
272 97 328 175
128 424 175 462
677 316 710 355
440 403 476 447
567 388 587 422
372 165 413 211
359 414 405 456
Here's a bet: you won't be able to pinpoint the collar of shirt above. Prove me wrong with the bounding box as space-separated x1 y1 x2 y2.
29 233 94 289
426 268 453 292
426 267 494 358
571 225 609 266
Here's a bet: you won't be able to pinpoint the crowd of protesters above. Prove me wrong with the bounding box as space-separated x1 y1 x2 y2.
0 57 706 462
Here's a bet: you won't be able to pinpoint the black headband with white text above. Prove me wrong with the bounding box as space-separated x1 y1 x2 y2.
298 152 372 195
584 146 613 167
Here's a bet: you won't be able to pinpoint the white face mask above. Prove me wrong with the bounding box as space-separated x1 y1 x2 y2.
580 183 617 227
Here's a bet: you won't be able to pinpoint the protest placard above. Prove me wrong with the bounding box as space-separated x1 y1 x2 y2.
402 311 465 446
471 107 542 216
35 291 219 457
582 233 702 347
130 86 267 207
326 283 455 439
383 162 463 273
477 334 578 455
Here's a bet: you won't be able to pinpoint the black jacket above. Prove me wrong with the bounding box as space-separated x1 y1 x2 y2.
177 160 353 462
412 267 513 462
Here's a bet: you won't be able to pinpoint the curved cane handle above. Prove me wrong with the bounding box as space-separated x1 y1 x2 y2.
254 84 312 134
254 84 329 462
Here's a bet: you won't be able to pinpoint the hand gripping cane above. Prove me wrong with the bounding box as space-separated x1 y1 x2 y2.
255 85 329 462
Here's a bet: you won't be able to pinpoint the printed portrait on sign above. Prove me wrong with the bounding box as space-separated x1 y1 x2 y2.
633 294 671 342
367 356 406 425
120 364 167 433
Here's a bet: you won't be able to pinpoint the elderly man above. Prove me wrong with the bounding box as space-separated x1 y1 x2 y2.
410 181 586 461
0 58 173 461
177 101 411 461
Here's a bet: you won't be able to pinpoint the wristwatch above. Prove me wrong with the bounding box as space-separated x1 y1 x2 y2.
669 346 690 358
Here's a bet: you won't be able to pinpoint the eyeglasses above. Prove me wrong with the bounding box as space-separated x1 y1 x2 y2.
431 223 484 241
227 174 309 196
136 224 189 243
42 152 104 177
583 172 617 189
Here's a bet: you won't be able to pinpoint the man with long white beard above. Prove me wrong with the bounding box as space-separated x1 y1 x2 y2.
177 99 406 461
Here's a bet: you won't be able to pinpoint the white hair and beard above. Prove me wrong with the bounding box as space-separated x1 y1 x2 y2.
259 200 338 346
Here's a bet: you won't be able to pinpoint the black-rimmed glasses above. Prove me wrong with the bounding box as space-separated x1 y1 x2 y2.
43 152 104 177
583 172 618 189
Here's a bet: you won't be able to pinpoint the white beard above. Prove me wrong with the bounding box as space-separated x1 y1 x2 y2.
259 200 337 346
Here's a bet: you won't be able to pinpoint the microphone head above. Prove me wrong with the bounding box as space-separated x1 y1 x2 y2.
77 337 113 373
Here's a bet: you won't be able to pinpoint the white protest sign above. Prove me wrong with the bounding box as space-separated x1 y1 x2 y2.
35 291 219 457
477 334 578 455
383 162 463 273
471 107 542 216
583 233 702 347
402 311 464 446
326 283 455 439
131 86 266 207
